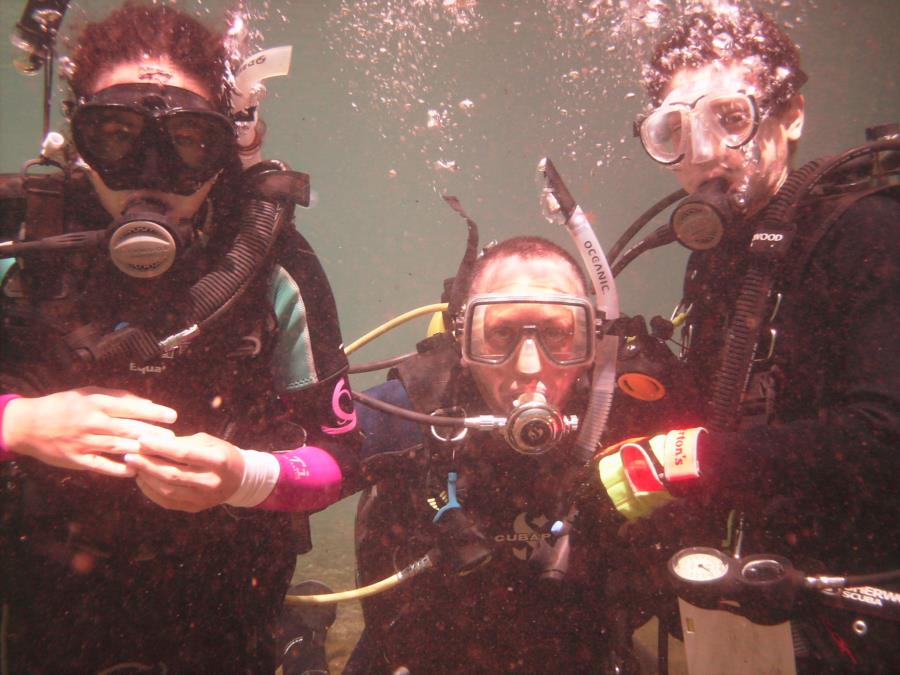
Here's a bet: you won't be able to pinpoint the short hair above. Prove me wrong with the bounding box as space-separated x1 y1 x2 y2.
68 3 228 109
643 7 806 114
467 235 589 298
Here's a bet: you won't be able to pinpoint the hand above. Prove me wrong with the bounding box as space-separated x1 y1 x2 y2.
125 432 244 512
594 428 706 521
2 387 177 477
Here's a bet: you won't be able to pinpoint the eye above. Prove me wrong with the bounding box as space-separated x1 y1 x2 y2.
540 324 574 346
171 128 205 149
485 324 517 348
713 101 753 135
86 112 144 162
99 122 138 141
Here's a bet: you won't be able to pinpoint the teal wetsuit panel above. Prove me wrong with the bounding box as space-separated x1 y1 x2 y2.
268 264 318 393
0 259 14 283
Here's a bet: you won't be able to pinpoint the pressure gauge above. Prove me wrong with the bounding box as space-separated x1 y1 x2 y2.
735 554 798 625
668 547 737 609
671 547 731 582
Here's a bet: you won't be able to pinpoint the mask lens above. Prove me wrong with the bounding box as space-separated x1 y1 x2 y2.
74 107 146 166
466 298 592 366
641 108 686 164
163 112 233 176
705 94 756 148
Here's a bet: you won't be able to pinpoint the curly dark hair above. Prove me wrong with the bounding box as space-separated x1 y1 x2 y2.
644 7 807 114
68 2 228 108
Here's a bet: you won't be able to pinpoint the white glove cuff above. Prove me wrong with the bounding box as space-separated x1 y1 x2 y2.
225 449 281 507
662 427 706 482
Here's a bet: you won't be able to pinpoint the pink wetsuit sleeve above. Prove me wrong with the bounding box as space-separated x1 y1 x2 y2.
255 445 343 511
0 394 22 461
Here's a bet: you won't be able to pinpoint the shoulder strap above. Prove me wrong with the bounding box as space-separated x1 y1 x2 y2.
393 332 465 415
705 161 825 432
786 183 900 291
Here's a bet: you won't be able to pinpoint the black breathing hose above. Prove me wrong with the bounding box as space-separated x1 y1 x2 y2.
347 352 416 374
187 197 285 325
611 224 676 277
841 569 900 587
607 188 686 265
707 159 824 432
85 195 289 366
352 389 485 429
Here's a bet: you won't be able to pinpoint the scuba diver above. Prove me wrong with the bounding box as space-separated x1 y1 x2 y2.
590 6 899 672
0 2 360 672
343 235 645 673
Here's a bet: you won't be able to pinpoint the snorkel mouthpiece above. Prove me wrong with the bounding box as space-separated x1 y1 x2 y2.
108 199 190 278
670 177 733 251
504 391 574 455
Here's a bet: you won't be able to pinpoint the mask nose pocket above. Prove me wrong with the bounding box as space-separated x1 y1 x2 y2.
514 337 542 375
689 114 719 164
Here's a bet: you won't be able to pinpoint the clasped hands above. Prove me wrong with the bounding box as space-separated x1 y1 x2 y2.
3 387 243 512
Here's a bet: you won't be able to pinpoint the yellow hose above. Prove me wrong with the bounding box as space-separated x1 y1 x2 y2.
284 571 406 605
345 303 449 355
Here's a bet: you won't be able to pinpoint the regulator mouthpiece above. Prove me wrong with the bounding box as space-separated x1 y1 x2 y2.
670 178 733 251
108 200 189 278
504 391 574 455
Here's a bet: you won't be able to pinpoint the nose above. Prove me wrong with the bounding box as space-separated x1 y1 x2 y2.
514 337 543 376
138 144 166 190
688 114 719 165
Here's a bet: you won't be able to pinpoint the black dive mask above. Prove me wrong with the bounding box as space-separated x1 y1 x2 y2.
668 177 735 251
71 83 236 196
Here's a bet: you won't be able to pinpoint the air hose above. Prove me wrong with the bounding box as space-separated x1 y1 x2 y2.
351 388 506 432
344 303 448 356
607 188 686 265
70 162 304 367
285 551 439 605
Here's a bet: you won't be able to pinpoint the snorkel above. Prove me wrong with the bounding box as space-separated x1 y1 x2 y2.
538 158 619 465
229 45 293 168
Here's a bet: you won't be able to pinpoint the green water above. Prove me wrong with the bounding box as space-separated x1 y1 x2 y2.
1 1 897 671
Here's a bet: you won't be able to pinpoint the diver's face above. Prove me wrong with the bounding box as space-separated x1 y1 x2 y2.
462 255 590 416
660 61 804 217
82 59 220 220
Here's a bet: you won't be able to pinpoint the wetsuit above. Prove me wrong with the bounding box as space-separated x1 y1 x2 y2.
629 187 900 670
0 170 360 673
346 336 642 674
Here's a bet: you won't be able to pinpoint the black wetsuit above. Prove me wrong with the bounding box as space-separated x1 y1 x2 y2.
628 188 900 670
347 338 642 674
0 170 360 673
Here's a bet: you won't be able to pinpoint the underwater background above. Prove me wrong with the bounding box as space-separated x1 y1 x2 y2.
1 0 897 670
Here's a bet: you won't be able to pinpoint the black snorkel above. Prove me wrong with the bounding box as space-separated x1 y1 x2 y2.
441 195 480 324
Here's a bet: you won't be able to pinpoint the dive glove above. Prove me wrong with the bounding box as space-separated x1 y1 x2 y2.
594 428 706 521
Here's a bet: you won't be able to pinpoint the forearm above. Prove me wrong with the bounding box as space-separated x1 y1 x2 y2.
0 393 21 461
280 374 364 495
226 444 343 511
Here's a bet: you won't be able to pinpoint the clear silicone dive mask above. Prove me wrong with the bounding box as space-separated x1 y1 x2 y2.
636 90 760 166
462 294 595 367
